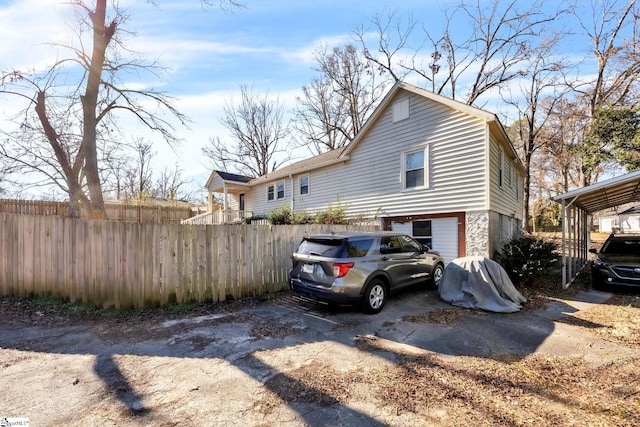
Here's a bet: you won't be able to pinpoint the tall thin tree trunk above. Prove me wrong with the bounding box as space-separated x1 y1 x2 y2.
82 0 116 219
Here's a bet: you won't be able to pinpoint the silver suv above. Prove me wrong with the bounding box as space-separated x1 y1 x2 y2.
288 232 445 314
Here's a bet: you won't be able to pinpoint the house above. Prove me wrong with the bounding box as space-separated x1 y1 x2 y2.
598 205 640 233
197 81 525 262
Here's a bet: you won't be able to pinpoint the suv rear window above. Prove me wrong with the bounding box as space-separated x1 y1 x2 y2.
297 238 373 258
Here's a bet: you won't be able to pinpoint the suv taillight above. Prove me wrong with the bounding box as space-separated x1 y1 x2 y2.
333 262 354 278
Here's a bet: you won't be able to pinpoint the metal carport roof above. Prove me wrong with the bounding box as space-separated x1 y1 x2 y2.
551 170 640 287
552 170 640 213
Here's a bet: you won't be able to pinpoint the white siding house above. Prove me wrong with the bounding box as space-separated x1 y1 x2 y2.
599 206 640 233
201 82 525 261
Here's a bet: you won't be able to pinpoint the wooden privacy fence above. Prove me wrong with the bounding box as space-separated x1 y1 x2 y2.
0 199 195 224
0 213 375 308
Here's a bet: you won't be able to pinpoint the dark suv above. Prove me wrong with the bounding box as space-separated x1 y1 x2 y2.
288 232 445 313
590 233 640 291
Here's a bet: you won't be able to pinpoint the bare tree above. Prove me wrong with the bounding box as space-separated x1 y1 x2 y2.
502 37 566 232
355 10 420 84
356 0 563 106
154 164 193 201
539 97 592 194
1 71 89 215
0 1 240 217
120 139 155 202
294 44 388 154
294 77 349 155
569 0 640 185
202 84 290 177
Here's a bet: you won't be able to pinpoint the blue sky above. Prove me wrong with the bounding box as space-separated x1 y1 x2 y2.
2 0 441 199
0 0 616 200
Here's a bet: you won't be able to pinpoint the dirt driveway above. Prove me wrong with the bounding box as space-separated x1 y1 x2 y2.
1 286 639 426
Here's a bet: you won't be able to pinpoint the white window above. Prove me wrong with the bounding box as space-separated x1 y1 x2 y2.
267 185 274 201
276 181 285 199
393 98 410 122
403 148 427 190
300 176 309 195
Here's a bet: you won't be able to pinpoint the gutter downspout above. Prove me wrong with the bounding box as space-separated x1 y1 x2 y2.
289 174 294 211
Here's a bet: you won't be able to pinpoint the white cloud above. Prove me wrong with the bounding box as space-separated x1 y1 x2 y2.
0 0 71 71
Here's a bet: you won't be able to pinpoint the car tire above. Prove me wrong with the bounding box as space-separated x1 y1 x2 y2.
361 279 386 314
430 263 444 288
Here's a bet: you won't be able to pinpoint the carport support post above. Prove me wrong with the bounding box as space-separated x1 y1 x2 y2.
560 197 578 289
561 198 566 287
560 196 590 289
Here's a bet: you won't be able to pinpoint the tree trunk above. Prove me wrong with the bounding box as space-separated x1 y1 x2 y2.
34 90 85 218
82 0 116 219
523 153 532 234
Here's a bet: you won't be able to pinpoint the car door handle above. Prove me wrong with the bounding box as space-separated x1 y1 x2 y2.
381 257 389 261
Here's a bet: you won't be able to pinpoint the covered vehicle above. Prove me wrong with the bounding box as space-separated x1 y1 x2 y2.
590 233 640 291
288 232 445 314
439 256 527 313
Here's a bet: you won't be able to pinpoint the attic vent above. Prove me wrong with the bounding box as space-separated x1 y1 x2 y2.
393 98 410 122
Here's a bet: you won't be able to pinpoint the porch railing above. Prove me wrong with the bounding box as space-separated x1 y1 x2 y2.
181 210 254 225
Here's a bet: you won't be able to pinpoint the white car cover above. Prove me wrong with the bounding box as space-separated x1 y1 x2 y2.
439 256 527 313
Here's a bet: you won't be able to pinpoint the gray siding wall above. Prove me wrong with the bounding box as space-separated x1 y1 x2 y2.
248 91 490 219
488 135 523 219
486 135 525 255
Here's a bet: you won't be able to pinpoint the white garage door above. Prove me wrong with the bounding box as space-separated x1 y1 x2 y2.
392 217 459 264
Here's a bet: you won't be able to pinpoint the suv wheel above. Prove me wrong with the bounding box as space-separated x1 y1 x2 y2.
430 263 444 288
362 279 386 314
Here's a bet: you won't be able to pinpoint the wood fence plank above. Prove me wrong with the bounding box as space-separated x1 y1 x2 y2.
213 225 225 303
204 225 213 302
0 215 7 295
0 215 377 307
196 225 205 301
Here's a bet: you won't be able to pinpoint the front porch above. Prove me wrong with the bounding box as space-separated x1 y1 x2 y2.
191 170 256 225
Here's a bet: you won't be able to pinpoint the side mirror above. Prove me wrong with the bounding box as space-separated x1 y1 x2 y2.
588 248 597 254
422 244 431 252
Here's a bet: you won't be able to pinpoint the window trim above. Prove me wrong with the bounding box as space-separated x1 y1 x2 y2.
299 175 309 196
276 180 285 200
402 146 429 191
267 185 274 201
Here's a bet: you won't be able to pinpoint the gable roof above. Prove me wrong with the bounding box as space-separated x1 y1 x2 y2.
341 81 524 175
207 81 523 189
619 205 640 215
205 170 253 189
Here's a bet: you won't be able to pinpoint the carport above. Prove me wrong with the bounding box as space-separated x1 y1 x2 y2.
552 170 640 288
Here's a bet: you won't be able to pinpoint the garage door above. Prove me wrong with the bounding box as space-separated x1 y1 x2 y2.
392 217 459 263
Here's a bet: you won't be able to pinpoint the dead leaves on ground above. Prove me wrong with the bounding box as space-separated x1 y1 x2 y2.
259 337 640 426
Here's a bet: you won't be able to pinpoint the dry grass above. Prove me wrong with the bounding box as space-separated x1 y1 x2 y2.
558 293 640 349
260 289 639 426
259 338 639 426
